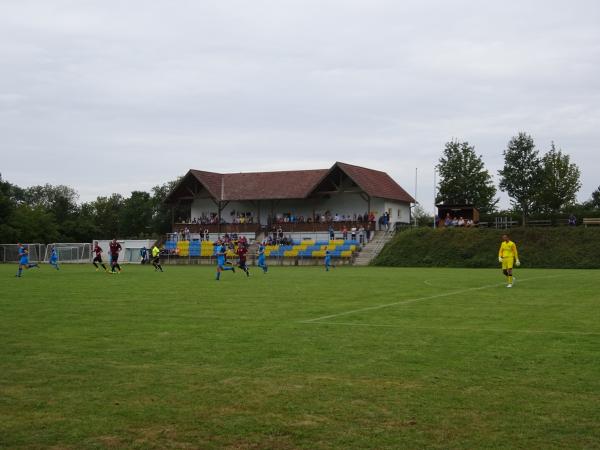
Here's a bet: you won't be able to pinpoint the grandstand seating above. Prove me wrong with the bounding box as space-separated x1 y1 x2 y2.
164 239 361 259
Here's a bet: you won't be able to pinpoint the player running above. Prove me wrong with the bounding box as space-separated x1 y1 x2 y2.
151 244 163 272
257 243 268 273
236 243 250 277
498 234 520 288
48 245 60 270
15 243 39 277
92 241 108 272
325 249 335 271
215 241 235 281
109 238 122 274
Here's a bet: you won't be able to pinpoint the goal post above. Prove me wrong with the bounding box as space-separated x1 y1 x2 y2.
44 243 92 263
0 244 45 263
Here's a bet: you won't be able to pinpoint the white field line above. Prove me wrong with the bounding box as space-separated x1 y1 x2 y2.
302 321 600 336
301 274 568 324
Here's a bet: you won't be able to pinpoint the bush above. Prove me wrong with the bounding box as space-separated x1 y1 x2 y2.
372 227 600 269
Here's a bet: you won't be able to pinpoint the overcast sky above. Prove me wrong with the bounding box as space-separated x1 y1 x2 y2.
1 0 599 212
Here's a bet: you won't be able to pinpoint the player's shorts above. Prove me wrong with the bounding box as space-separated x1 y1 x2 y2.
19 256 28 265
257 257 265 265
93 255 103 263
152 256 160 264
110 254 119 264
501 257 514 270
50 257 58 264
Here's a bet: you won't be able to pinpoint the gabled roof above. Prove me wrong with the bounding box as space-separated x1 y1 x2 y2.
166 162 414 203
336 162 415 203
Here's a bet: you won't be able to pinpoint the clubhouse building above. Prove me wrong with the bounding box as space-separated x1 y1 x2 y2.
165 162 415 236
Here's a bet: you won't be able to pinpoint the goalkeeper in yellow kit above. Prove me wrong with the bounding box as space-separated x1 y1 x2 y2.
498 234 520 288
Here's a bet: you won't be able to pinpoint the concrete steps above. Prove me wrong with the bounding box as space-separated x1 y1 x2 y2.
353 230 395 266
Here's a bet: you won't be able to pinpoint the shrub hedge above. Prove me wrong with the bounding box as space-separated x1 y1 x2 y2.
372 227 600 269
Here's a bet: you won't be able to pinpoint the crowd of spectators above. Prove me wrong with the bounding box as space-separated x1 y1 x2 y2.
176 212 255 225
443 213 476 227
270 211 377 224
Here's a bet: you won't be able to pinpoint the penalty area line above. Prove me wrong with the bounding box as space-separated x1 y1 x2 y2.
301 274 568 324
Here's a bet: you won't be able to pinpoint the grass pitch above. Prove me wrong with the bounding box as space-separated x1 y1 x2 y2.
1 264 599 449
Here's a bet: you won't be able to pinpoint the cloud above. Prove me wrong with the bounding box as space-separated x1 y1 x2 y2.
0 0 599 206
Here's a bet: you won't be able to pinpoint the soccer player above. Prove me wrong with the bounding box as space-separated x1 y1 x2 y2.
257 243 268 273
498 234 520 288
15 243 39 277
236 243 250 277
325 249 334 271
48 245 60 270
151 244 163 272
92 241 108 271
215 241 235 280
109 238 122 274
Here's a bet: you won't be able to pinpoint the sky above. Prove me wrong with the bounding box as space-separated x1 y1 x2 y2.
1 0 599 212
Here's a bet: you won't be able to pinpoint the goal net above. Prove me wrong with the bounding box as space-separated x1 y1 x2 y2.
44 243 92 263
0 244 45 263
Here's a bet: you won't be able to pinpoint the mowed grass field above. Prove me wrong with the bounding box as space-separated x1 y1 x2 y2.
1 264 599 449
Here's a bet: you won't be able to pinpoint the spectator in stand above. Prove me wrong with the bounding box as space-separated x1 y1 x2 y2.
366 222 372 241
357 214 363 222
444 213 452 227
568 214 577 226
451 217 459 227
466 219 474 227
329 225 335 240
458 217 465 227
359 225 365 244
342 226 348 240
351 226 357 241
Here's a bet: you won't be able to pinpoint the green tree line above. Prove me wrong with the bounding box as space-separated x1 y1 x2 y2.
436 132 599 224
0 176 180 243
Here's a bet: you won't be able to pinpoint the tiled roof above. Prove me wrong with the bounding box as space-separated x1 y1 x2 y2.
336 162 415 203
169 163 414 203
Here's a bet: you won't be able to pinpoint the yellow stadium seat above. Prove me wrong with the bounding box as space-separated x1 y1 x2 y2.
312 250 326 257
284 250 298 257
329 240 344 245
341 250 352 258
349 245 356 252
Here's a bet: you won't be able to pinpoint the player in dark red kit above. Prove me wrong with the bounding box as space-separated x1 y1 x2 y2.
236 243 250 277
92 241 108 272
109 238 122 274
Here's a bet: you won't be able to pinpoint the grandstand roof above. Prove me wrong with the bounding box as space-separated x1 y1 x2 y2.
166 162 415 203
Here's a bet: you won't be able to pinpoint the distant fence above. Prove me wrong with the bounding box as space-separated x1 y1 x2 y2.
0 243 91 263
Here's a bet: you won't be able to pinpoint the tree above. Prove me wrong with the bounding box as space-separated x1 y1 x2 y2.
536 142 581 214
413 204 433 227
498 132 543 225
588 186 600 209
436 140 498 213
120 191 153 238
150 179 184 236
90 194 124 239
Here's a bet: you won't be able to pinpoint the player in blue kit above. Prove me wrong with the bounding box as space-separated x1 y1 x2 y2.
215 241 235 280
257 244 268 273
48 245 60 270
15 243 39 277
325 249 334 271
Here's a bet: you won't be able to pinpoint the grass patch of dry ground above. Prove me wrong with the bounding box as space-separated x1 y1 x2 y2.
1 265 599 449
